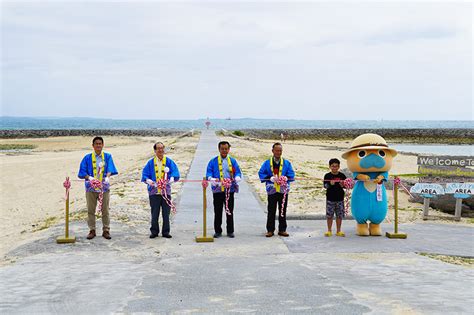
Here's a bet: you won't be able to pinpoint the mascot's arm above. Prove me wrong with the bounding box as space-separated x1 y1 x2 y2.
374 174 385 184
356 174 370 181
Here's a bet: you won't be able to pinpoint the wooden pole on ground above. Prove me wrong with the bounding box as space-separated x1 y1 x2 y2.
386 177 407 239
196 177 214 242
454 198 463 221
57 178 76 244
422 198 430 220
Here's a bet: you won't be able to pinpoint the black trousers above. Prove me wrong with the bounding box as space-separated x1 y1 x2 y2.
213 192 234 234
267 193 288 233
149 194 171 236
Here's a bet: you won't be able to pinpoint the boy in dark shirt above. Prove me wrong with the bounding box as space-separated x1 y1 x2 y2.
323 158 347 237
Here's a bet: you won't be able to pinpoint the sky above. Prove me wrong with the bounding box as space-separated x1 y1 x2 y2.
1 0 472 120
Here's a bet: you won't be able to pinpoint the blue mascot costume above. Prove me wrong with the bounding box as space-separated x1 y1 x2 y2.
342 134 397 236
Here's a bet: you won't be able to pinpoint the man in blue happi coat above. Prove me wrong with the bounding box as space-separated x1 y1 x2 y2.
258 143 295 237
78 136 118 240
206 141 242 238
142 142 180 239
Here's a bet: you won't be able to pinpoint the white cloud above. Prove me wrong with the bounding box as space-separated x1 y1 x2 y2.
1 1 472 119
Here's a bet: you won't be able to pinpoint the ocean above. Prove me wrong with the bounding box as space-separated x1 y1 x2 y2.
392 144 473 156
1 116 473 130
1 117 472 156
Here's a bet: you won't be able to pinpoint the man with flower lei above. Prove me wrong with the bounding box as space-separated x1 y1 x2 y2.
206 141 242 238
258 142 295 237
141 142 180 239
78 136 118 240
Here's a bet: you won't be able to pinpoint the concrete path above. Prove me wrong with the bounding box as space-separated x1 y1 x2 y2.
1 129 473 314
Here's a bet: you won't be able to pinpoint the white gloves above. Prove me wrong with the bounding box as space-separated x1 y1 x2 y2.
88 176 96 181
208 177 220 186
234 176 241 183
146 178 174 185
105 177 110 184
270 176 276 183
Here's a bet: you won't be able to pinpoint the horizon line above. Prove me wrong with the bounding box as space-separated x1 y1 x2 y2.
1 115 473 122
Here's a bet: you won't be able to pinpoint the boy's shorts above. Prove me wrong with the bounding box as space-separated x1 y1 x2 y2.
326 200 345 219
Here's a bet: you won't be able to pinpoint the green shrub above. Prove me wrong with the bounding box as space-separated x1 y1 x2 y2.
0 144 37 150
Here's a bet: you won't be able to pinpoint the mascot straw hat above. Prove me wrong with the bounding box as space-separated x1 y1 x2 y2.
342 133 397 159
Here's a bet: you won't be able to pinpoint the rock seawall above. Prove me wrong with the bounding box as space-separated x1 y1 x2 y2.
0 129 194 139
231 128 474 144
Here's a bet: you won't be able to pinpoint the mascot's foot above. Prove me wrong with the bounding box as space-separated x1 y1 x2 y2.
369 223 382 236
356 223 370 236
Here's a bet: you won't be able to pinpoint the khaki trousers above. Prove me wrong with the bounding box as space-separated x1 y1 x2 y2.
86 191 110 231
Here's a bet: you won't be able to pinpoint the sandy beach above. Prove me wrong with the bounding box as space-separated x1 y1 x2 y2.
0 133 200 258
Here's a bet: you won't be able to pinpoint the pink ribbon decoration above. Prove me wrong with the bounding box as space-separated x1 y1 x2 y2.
89 179 102 190
63 177 71 200
342 178 355 189
90 178 103 214
201 179 209 189
342 178 355 216
275 176 289 218
393 177 414 199
393 177 401 186
222 178 233 215
157 177 177 215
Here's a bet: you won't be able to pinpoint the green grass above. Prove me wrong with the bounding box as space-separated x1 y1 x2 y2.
392 173 420 178
33 216 58 232
116 215 130 223
115 189 126 198
298 171 311 177
398 207 420 212
0 144 37 150
418 253 474 267
233 130 245 137
70 209 88 221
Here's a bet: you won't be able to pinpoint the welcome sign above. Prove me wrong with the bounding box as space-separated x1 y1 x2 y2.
417 155 474 180
417 156 474 167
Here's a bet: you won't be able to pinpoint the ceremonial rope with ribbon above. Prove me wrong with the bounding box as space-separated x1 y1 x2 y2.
393 177 413 199
89 166 104 214
91 153 105 215
222 178 233 215
274 176 289 217
63 177 71 200
65 176 414 218
156 168 177 215
342 178 355 216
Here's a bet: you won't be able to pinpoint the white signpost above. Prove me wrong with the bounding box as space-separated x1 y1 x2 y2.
410 183 445 219
445 183 474 221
